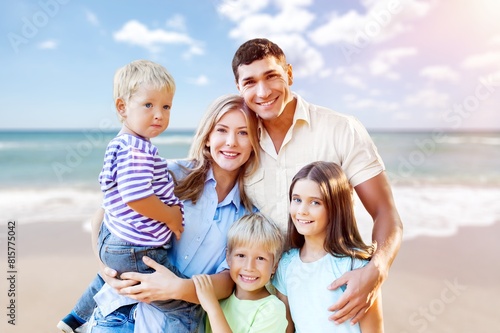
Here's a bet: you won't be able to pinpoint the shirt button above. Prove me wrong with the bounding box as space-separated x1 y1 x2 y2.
196 237 200 241
184 255 189 260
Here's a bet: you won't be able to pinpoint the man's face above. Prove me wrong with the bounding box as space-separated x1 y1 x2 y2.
236 56 293 121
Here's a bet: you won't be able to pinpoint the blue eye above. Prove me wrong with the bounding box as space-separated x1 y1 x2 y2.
145 103 153 108
163 105 171 110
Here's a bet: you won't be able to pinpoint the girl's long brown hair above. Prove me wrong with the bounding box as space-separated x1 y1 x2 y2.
287 161 375 260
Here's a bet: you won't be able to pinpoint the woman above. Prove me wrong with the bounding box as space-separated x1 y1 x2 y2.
88 94 260 332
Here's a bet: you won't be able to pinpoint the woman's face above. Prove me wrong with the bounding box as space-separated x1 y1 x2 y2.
207 109 253 177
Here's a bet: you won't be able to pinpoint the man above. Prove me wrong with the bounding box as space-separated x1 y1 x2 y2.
233 38 403 325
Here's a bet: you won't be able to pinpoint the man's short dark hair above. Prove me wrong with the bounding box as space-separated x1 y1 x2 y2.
231 38 287 82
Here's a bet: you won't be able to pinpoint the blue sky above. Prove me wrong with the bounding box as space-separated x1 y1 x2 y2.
2 0 500 131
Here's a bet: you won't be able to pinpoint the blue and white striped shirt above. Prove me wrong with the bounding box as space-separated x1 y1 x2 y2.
99 133 183 246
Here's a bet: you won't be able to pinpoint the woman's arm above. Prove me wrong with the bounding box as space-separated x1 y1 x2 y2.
114 256 235 304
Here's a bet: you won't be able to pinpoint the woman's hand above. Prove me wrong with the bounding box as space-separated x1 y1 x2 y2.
112 256 183 303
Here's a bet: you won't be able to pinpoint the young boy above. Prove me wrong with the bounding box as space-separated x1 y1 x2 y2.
193 213 288 333
58 59 188 333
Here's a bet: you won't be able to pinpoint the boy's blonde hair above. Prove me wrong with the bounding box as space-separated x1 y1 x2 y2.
227 213 284 264
113 60 175 120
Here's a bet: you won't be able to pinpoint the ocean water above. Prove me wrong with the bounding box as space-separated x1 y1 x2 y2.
1 130 499 240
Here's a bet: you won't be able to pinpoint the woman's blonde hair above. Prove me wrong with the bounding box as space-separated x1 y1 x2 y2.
174 94 260 212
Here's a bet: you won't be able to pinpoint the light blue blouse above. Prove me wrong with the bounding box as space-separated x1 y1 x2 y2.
167 159 251 277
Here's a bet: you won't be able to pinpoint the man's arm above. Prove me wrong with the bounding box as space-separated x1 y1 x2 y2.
111 256 235 304
328 171 403 324
359 290 384 333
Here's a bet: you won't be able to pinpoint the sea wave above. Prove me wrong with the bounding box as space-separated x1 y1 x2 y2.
437 135 500 145
2 185 499 242
151 135 193 146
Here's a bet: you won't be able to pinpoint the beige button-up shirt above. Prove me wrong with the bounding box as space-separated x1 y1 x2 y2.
244 94 384 230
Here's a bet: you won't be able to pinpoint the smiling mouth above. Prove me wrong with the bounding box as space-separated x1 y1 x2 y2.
297 219 313 224
240 275 258 282
221 151 238 157
258 97 277 107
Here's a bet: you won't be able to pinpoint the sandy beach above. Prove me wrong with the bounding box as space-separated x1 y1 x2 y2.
1 217 499 333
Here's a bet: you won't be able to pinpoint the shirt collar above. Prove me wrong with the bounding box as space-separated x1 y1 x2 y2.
206 167 242 213
291 92 311 128
256 92 311 134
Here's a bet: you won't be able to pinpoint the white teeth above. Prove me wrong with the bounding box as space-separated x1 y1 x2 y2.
260 100 274 106
222 152 237 157
298 219 313 224
241 275 258 281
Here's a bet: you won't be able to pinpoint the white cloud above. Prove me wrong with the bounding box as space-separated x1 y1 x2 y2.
309 10 368 46
462 51 500 69
85 9 99 27
420 65 459 83
37 40 58 50
217 0 270 22
342 74 367 89
343 93 357 102
404 89 450 109
489 35 500 45
370 47 417 78
113 20 203 56
217 0 321 78
276 34 326 78
310 0 433 46
227 7 315 40
344 96 399 111
167 14 187 31
187 75 209 86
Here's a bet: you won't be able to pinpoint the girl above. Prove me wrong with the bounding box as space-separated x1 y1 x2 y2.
273 161 383 333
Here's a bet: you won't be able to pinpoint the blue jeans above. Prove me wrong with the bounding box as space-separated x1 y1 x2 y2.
73 223 202 332
88 304 136 333
88 301 203 333
98 223 175 277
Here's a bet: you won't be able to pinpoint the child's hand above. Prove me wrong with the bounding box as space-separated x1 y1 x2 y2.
193 274 220 312
171 223 184 240
166 205 184 240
